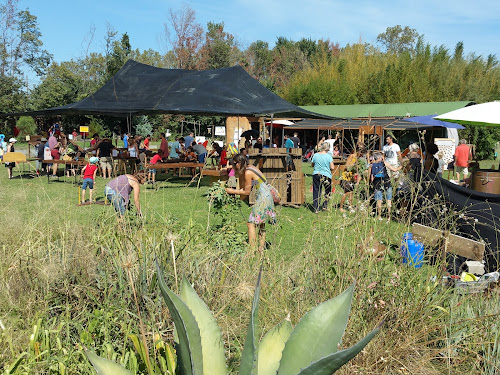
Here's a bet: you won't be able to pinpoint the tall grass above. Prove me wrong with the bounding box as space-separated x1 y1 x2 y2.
0 166 499 374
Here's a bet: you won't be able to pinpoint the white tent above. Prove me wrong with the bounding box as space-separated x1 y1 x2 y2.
435 101 500 126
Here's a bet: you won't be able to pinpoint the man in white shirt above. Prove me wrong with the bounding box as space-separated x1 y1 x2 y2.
383 135 402 177
324 133 339 156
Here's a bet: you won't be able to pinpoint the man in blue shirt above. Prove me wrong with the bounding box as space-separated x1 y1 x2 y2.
169 137 182 159
123 133 129 148
184 132 194 151
284 134 295 149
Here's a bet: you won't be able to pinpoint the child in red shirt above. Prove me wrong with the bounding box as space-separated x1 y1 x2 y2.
148 152 162 184
81 156 99 203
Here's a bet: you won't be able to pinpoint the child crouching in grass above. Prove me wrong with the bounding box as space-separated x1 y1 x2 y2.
81 157 99 203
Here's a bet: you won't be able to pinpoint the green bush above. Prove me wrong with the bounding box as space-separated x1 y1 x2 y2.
16 116 37 138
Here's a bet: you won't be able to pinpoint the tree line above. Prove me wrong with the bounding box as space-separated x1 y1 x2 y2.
0 2 499 156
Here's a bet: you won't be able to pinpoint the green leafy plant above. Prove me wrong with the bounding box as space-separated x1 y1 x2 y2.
206 181 247 254
86 263 380 375
163 263 378 374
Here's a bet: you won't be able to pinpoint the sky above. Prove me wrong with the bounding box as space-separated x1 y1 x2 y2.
21 0 500 67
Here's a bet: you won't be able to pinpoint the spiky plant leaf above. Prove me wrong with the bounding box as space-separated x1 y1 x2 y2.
239 267 262 375
180 277 227 375
295 325 381 374
257 319 293 375
156 260 204 375
277 283 355 375
85 350 132 375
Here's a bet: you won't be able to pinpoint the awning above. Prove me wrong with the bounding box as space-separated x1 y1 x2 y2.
2 60 335 120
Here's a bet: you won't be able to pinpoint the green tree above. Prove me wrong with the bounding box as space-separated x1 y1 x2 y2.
106 32 131 78
376 25 421 54
0 1 51 112
30 61 82 109
15 115 35 136
199 22 237 70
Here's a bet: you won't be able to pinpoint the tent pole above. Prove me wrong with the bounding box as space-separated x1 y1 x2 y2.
270 114 273 147
341 128 345 155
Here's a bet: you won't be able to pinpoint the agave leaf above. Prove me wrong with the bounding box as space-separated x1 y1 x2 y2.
295 324 381 374
85 350 132 375
238 267 262 375
156 260 204 375
277 283 355 375
180 277 227 375
257 319 293 375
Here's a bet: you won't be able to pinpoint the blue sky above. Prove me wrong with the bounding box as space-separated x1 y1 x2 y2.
23 0 500 65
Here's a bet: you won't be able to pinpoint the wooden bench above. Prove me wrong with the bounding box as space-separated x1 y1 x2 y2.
201 168 229 184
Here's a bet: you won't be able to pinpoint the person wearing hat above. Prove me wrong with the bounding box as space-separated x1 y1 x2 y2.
81 157 100 203
5 138 17 179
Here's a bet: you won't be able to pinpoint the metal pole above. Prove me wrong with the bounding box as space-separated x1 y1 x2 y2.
269 114 274 147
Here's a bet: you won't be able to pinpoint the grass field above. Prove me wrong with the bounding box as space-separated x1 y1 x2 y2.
0 157 499 374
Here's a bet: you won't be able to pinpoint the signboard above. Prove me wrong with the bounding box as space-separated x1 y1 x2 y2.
434 138 455 170
79 126 89 133
215 126 226 136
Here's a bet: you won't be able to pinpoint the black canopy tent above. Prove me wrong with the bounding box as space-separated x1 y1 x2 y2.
3 60 334 121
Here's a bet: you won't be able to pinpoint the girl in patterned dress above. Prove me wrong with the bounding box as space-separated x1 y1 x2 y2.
226 153 276 252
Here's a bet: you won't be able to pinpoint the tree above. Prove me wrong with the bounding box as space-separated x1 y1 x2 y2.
247 40 272 81
198 22 237 70
165 5 203 69
30 61 82 110
106 32 131 79
0 0 51 112
376 25 421 54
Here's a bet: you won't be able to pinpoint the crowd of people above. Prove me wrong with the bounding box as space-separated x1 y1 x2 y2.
3 123 473 250
311 133 471 221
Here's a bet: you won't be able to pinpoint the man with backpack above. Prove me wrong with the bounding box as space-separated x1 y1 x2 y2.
369 151 398 222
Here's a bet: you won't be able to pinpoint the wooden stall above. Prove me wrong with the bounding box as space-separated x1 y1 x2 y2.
248 148 304 206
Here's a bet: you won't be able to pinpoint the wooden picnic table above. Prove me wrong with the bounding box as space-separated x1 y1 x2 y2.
43 159 87 183
145 161 205 177
115 156 139 175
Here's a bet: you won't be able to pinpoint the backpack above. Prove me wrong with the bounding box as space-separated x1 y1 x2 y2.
371 162 385 178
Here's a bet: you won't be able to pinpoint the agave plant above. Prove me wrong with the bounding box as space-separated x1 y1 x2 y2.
87 263 380 374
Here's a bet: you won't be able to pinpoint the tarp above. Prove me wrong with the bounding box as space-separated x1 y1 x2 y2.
402 115 465 129
2 60 334 119
284 117 461 130
412 174 499 272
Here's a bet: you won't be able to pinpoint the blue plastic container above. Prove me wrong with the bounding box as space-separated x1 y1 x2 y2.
402 240 424 268
412 242 424 268
400 233 413 259
402 232 413 240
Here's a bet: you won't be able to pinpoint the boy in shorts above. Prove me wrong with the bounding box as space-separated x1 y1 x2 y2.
369 152 392 221
148 152 162 184
81 157 99 203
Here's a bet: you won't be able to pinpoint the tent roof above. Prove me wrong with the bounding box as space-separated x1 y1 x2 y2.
300 101 474 119
286 117 460 130
3 60 333 119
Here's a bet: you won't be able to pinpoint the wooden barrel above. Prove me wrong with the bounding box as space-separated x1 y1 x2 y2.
471 170 500 194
